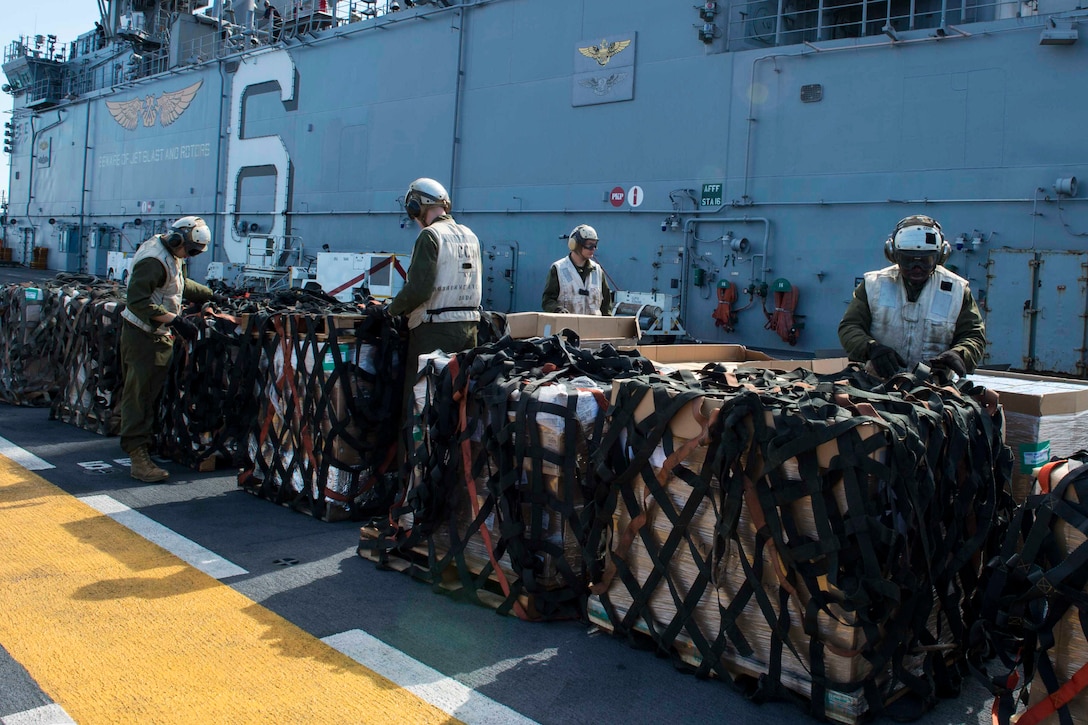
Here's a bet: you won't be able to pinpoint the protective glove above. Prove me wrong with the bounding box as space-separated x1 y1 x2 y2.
168 315 199 342
868 341 906 378
929 349 967 378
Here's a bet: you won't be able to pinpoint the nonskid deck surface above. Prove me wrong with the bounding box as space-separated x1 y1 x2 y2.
0 268 992 724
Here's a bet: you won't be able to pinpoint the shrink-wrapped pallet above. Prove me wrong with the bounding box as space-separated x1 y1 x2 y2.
592 367 1009 722
365 333 652 620
0 282 65 406
239 311 404 521
49 281 127 435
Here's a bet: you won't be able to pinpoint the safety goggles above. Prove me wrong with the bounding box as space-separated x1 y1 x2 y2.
895 251 936 266
581 243 597 251
185 242 207 257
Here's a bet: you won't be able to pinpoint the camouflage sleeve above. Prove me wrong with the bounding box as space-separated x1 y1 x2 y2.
125 258 169 325
183 278 214 303
837 282 875 362
388 228 439 316
951 287 987 372
541 265 561 312
601 273 612 316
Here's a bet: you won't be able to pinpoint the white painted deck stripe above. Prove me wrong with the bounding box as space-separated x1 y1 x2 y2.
79 495 248 579
0 436 55 471
322 629 538 725
1 703 77 725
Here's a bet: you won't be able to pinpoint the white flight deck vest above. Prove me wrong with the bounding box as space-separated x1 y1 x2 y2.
553 256 603 316
407 219 482 329
864 265 966 366
120 236 184 335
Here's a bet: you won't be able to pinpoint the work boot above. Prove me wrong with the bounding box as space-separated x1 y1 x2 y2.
130 445 169 483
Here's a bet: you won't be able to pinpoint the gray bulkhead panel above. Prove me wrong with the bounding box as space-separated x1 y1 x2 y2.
1034 250 1088 375
985 248 1088 375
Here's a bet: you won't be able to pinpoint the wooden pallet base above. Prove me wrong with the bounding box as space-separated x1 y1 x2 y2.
587 597 891 725
358 526 546 619
197 452 231 472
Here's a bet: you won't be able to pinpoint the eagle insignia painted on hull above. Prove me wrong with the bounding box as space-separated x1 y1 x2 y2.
105 80 203 130
579 73 628 96
577 39 631 66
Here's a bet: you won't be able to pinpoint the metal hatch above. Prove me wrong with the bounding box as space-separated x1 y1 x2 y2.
985 248 1088 375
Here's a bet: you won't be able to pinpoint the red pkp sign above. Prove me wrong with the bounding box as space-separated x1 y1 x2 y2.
609 186 625 207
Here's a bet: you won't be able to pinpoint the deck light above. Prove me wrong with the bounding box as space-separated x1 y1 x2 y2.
1040 18 1078 45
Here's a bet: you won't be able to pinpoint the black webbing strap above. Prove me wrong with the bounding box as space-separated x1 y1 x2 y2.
974 452 1088 725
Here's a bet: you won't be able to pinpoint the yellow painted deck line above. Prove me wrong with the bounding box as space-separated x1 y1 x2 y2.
0 454 459 724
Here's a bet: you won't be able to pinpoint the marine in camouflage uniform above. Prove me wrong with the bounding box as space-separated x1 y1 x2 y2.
838 215 985 378
388 178 482 436
119 217 217 482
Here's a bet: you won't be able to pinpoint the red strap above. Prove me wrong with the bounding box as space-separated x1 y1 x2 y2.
327 255 405 297
1015 660 1088 725
992 668 1019 725
458 377 529 620
1036 459 1066 495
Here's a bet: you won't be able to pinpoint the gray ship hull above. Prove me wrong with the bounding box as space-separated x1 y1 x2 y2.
4 0 1088 373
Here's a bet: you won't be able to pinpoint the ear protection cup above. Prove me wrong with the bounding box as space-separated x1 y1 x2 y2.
405 196 422 219
936 239 951 265
883 236 896 263
567 224 597 252
163 230 185 249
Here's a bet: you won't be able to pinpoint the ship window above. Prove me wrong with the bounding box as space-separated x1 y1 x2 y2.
732 0 1027 47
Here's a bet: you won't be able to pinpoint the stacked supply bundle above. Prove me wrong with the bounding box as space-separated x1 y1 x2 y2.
974 452 1088 724
238 304 407 521
0 280 66 405
49 274 128 434
591 365 1012 722
362 332 654 620
156 305 261 470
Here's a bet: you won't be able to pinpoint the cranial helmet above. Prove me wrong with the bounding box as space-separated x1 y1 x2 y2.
884 214 950 265
164 216 211 256
404 178 451 219
567 224 598 252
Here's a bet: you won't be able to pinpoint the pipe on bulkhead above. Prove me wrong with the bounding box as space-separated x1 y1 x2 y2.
78 101 92 272
682 216 770 328
24 111 67 221
448 4 467 202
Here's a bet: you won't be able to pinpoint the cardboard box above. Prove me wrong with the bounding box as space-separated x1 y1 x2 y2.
968 370 1088 502
506 312 640 346
635 344 849 375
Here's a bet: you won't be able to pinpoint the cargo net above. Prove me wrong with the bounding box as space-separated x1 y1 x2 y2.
973 451 1088 725
47 275 128 434
0 280 69 405
589 365 1013 721
232 299 408 522
156 308 262 471
360 332 655 621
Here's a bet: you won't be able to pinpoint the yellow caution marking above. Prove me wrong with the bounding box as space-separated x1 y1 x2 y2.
0 455 459 724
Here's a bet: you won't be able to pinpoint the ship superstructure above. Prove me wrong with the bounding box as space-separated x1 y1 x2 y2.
3 0 1087 373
